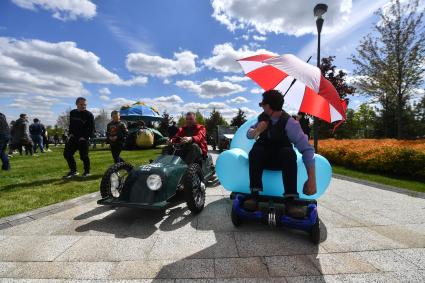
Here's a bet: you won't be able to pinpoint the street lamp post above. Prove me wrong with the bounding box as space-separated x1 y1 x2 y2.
313 3 328 153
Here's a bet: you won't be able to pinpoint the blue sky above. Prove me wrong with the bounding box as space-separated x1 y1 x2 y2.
0 0 394 125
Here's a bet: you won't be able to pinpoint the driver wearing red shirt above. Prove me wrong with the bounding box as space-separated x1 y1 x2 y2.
169 112 207 164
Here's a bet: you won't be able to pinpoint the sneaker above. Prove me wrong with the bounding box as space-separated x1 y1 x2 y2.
82 172 91 178
286 205 307 218
63 171 79 179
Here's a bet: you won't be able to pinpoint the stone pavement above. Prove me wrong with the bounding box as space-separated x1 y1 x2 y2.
0 156 424 282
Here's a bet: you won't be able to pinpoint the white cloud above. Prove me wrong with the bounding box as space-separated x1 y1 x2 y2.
211 0 352 36
163 79 171 85
202 42 277 73
223 75 250 82
9 95 60 124
126 51 198 77
119 76 149 86
253 35 267 41
12 0 96 21
0 37 146 99
250 87 262 94
98 87 111 95
99 95 110 101
154 95 184 104
227 96 250 104
176 79 246 98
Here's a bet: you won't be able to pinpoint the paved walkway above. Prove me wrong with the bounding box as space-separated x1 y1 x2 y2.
0 156 424 282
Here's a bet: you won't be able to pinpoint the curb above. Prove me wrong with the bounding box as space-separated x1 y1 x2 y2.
0 192 100 230
332 174 425 199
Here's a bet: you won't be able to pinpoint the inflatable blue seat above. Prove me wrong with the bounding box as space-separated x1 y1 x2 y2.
216 117 332 200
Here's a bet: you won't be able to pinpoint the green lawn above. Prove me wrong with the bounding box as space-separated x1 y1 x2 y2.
333 165 425 193
0 146 161 218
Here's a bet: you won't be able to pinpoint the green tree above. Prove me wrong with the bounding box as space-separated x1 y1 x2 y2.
316 56 356 139
353 103 377 138
205 109 228 136
230 109 247 127
160 111 173 136
177 113 185 127
350 0 425 139
195 110 205 125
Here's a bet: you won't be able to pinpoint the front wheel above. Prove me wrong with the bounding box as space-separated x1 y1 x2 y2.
184 163 205 214
100 162 134 199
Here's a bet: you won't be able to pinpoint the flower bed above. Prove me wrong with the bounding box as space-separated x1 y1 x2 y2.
317 139 425 180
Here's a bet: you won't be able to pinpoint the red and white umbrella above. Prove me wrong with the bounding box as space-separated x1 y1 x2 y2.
237 54 347 123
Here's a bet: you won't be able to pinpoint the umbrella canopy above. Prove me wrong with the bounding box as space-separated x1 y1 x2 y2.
119 102 163 122
237 54 346 123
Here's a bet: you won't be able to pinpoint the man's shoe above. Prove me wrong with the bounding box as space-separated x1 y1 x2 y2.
82 172 91 178
63 171 79 179
286 205 308 218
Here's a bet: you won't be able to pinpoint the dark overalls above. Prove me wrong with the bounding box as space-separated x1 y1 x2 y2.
249 112 298 197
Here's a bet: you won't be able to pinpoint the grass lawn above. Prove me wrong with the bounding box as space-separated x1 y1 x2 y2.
333 165 425 193
0 146 161 218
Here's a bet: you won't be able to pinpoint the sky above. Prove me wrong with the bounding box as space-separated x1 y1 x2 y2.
0 0 402 125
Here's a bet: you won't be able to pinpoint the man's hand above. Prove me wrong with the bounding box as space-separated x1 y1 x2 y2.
110 136 117 142
303 178 317 195
180 136 192 144
250 121 268 139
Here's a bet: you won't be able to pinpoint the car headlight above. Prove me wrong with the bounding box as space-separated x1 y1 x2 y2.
146 174 162 191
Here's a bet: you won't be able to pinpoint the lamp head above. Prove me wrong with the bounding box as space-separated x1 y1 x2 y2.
314 3 328 18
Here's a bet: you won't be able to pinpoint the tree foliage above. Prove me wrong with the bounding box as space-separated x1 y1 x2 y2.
205 109 228 135
195 110 205 125
160 111 173 136
230 109 247 127
350 0 425 138
56 107 71 130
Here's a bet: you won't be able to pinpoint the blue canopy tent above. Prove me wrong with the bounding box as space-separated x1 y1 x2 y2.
119 102 163 122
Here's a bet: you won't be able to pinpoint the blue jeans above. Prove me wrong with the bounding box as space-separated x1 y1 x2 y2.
0 136 10 170
31 134 44 152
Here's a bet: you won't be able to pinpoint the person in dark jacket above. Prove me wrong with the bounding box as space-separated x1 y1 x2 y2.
106 110 128 163
167 121 179 138
245 90 317 210
14 114 33 156
297 112 311 140
30 118 45 153
0 112 10 170
63 97 95 178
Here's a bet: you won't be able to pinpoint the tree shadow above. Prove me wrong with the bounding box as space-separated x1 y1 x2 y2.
0 174 103 192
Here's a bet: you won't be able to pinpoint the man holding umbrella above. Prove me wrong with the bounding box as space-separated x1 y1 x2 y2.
246 90 316 206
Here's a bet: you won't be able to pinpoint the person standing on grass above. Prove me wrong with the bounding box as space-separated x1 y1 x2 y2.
63 97 95 179
0 112 10 170
14 114 33 156
29 118 45 153
106 110 128 163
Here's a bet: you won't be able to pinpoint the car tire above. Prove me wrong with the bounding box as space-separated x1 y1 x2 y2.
184 163 205 214
100 162 134 199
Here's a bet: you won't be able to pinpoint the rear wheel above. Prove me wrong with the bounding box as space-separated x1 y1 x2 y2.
100 162 134 199
184 163 205 214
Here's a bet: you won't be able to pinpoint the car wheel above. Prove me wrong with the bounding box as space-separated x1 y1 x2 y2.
100 162 134 199
184 163 205 214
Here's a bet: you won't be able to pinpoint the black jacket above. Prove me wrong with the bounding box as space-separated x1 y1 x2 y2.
68 109 95 140
0 113 9 138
